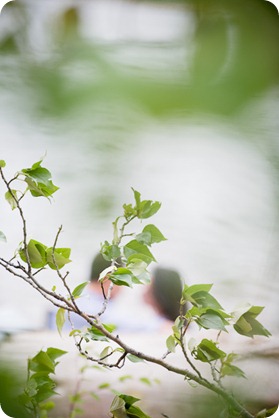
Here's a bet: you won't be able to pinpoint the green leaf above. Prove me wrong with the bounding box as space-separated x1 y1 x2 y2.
110 268 134 287
126 260 150 285
123 203 137 220
139 377 152 386
5 190 18 210
135 232 152 246
196 310 229 331
132 188 141 210
56 308 65 336
127 404 151 418
72 281 88 298
112 217 120 245
232 305 271 338
46 247 71 270
88 330 109 342
139 200 161 219
135 225 167 246
25 177 59 198
142 224 167 244
98 382 110 389
19 239 47 269
183 283 213 299
192 339 226 363
127 354 145 363
39 401 55 411
87 325 115 342
99 346 113 363
103 323 117 333
0 160 6 168
124 240 156 265
119 395 140 407
190 291 223 310
166 335 176 353
101 241 121 261
46 347 67 363
119 375 133 382
110 395 127 418
116 395 151 418
29 351 55 374
21 160 59 198
221 363 246 378
0 231 7 243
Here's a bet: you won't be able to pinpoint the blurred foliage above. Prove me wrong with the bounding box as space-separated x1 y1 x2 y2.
0 0 278 123
0 0 279 218
0 362 29 418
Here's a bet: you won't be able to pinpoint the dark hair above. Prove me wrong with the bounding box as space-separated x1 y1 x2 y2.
152 267 184 321
89 253 122 282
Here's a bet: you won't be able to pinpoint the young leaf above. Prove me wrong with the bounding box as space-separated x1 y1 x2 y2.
56 308 65 336
46 347 67 363
196 310 229 331
87 325 116 342
190 291 223 310
0 160 6 168
28 351 55 374
119 375 133 382
192 339 226 363
232 305 271 338
110 268 134 287
21 160 59 198
166 335 176 353
110 395 127 418
183 283 213 300
220 363 246 379
98 382 110 389
123 203 137 220
139 200 161 219
118 394 151 418
132 188 141 210
142 224 167 244
39 401 55 411
19 239 47 269
135 232 152 246
0 231 7 243
127 354 145 363
46 247 71 270
127 260 151 285
101 241 121 261
99 346 113 362
5 190 18 210
124 240 156 265
72 281 88 298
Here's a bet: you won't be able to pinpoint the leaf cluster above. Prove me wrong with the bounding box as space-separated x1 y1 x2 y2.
19 239 71 270
101 189 166 288
0 158 58 244
165 283 271 386
110 394 151 418
19 348 67 417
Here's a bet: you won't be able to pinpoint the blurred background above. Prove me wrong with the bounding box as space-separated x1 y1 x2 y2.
0 0 279 416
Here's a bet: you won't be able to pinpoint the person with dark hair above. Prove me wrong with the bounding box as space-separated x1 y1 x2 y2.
87 252 122 299
48 255 184 333
144 267 184 323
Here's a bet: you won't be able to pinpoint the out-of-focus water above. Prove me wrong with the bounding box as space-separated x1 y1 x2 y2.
0 0 279 335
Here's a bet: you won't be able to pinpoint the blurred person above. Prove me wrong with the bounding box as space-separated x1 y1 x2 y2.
47 253 166 333
47 252 122 330
143 267 185 327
